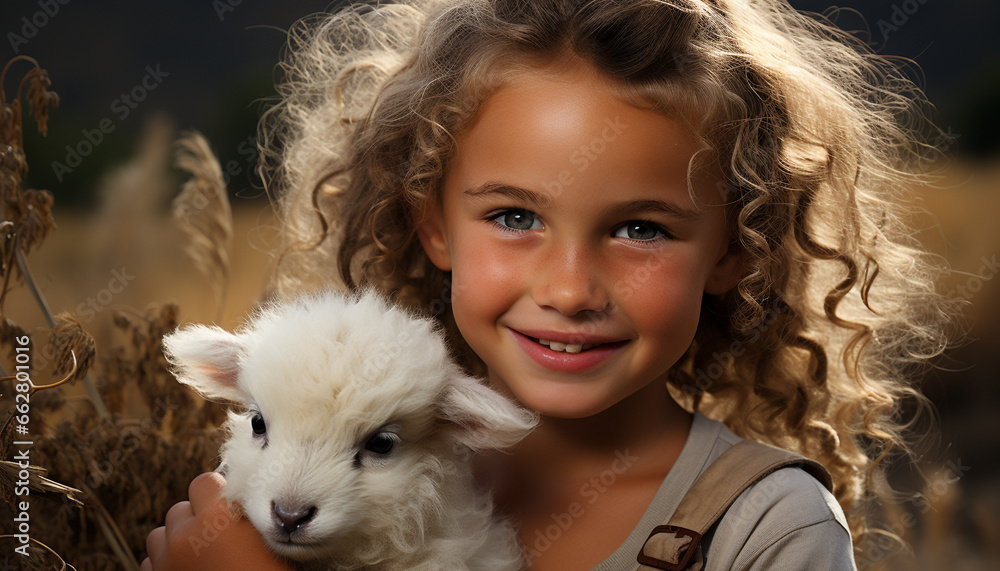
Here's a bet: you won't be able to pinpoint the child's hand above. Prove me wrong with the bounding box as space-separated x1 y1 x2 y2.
141 472 296 571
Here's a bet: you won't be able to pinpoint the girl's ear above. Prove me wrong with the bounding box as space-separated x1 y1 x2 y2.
704 238 747 296
162 324 247 404
414 200 452 271
439 375 538 451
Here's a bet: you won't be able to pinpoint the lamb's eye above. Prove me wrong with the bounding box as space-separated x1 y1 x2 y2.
364 432 397 455
251 412 266 436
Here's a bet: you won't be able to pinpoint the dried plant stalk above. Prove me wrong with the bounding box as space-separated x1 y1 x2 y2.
0 302 227 570
0 459 83 509
12 242 109 418
1 55 58 255
172 131 233 319
0 57 232 570
49 312 97 385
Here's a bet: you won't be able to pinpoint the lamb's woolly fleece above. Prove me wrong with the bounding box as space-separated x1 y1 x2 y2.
162 289 536 570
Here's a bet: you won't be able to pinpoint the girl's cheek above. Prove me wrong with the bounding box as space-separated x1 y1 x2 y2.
609 250 680 301
448 235 521 323
452 226 531 293
615 254 705 330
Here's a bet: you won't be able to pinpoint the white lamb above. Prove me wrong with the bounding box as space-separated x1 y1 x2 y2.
162 289 536 570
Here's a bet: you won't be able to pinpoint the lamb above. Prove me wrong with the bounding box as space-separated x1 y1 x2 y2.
162 289 537 570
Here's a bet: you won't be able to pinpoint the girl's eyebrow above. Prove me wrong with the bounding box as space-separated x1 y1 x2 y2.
609 198 701 221
463 180 701 220
463 181 546 207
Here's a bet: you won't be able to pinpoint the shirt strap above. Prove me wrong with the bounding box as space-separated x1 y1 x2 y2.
633 439 833 571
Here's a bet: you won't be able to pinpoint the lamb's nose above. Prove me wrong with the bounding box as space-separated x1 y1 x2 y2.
272 501 317 533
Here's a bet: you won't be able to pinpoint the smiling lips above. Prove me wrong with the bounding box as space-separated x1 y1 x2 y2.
508 328 628 373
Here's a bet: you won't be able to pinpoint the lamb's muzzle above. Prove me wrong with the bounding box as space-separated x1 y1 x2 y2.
163 288 537 570
273 501 317 534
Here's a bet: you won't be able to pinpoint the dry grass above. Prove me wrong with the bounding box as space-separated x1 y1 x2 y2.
0 58 264 570
172 130 234 322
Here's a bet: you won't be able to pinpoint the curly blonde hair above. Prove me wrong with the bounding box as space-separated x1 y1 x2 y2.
257 0 962 562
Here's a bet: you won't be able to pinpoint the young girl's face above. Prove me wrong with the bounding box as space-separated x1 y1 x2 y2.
417 57 743 419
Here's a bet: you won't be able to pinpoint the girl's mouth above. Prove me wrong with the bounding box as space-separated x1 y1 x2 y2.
508 329 628 372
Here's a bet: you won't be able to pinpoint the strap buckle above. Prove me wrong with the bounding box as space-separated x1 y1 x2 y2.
636 525 703 570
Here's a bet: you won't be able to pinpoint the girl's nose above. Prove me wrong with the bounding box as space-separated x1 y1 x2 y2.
534 243 610 316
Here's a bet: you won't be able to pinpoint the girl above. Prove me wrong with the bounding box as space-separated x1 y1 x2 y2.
142 0 958 569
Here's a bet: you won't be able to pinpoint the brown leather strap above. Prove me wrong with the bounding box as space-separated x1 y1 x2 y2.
635 440 833 570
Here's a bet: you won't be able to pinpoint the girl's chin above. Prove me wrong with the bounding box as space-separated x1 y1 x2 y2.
490 368 677 422
505 383 622 420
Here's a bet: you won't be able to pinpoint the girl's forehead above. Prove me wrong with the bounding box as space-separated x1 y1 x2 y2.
445 60 723 208
468 59 675 138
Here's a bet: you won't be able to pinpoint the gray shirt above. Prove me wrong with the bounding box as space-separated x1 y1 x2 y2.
592 412 857 570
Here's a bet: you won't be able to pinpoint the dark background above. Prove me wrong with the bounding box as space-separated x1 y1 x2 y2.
1 0 998 207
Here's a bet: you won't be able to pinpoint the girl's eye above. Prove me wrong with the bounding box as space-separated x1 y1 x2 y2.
613 220 670 242
491 209 542 232
251 412 267 436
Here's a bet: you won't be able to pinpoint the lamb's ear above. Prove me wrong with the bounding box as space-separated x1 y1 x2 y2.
440 375 538 451
162 324 247 404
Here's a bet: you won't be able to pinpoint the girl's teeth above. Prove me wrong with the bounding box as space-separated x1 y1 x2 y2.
536 339 590 353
